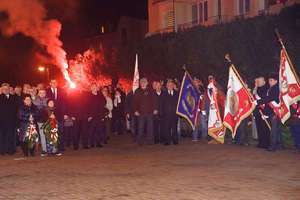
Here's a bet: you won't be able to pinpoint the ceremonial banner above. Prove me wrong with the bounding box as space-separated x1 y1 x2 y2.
176 72 201 130
207 80 226 143
279 50 300 124
223 65 256 138
132 54 139 93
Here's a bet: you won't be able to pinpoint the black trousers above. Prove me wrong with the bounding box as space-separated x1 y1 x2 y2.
164 116 178 144
238 118 248 145
86 119 105 147
153 117 163 143
137 114 154 144
113 117 125 135
63 121 80 150
0 125 16 155
21 142 35 156
255 113 270 148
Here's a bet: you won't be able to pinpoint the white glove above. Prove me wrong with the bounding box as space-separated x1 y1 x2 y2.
253 100 258 105
201 111 206 116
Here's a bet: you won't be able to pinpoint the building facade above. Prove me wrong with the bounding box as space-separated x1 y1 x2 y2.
148 0 299 35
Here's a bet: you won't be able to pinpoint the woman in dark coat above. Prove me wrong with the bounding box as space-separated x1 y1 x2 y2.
112 89 126 135
18 94 39 156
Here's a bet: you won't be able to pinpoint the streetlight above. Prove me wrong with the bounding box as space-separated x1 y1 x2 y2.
38 66 45 72
38 65 50 82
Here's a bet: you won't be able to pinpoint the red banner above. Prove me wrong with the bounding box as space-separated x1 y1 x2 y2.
279 50 300 124
207 80 226 143
223 65 256 138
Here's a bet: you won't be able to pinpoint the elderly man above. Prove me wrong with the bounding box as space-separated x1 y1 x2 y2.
0 83 19 155
152 80 164 144
133 78 158 145
161 79 179 145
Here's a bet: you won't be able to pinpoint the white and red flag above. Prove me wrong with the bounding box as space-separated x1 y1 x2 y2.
207 80 226 143
279 49 300 124
223 65 256 138
132 54 139 93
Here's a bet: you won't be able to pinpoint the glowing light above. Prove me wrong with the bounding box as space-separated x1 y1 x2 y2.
38 66 45 72
70 82 76 89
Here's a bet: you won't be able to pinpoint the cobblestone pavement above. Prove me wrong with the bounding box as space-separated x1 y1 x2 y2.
0 134 300 200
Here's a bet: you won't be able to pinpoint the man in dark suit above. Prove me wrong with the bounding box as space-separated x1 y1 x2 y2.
161 79 179 145
152 80 164 144
64 89 84 150
253 76 270 149
0 83 19 155
257 72 281 151
85 83 107 148
46 79 67 151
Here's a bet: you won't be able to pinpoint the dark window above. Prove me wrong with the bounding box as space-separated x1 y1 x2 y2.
245 0 250 12
192 4 198 24
199 2 203 23
218 0 222 16
204 1 208 21
218 0 222 21
239 0 244 15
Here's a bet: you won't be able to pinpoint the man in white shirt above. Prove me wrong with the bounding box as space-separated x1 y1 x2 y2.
46 79 67 151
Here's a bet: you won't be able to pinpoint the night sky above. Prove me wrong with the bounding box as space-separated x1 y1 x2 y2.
0 0 148 84
59 0 148 55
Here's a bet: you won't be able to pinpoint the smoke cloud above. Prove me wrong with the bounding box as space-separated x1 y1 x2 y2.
0 0 74 86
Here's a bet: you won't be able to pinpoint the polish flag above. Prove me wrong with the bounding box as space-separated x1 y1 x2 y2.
132 54 139 93
223 65 256 138
279 50 300 124
207 80 226 144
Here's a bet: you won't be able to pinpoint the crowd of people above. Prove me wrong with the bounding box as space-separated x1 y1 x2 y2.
0 72 299 157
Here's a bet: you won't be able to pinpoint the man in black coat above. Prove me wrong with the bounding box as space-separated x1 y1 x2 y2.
46 79 67 151
152 80 164 144
253 76 270 148
257 72 282 151
85 83 107 148
161 79 179 145
0 83 19 155
64 89 84 150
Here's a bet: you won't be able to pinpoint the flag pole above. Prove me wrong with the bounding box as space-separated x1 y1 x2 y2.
275 29 300 86
225 54 271 131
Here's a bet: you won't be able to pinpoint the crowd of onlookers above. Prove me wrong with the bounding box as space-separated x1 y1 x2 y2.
0 78 182 157
0 72 299 157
